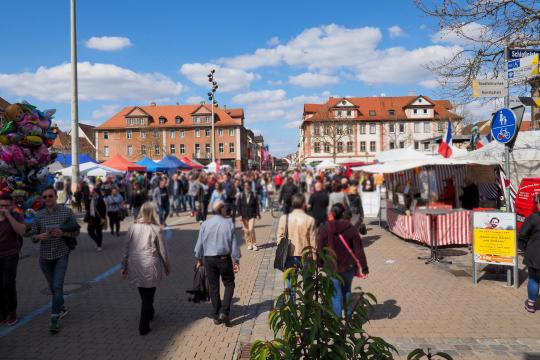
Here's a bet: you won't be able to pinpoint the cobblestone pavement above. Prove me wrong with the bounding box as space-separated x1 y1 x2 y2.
0 210 275 360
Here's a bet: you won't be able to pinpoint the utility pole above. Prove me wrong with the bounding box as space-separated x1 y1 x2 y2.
207 70 218 164
70 0 80 189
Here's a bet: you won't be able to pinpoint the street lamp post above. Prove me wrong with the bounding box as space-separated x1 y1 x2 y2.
70 0 80 190
207 70 218 164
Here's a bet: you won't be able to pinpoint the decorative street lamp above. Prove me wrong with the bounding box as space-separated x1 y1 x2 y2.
207 69 218 163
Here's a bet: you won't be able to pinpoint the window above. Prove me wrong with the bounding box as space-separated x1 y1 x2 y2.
314 126 320 136
370 141 376 152
389 141 395 149
180 129 185 138
159 117 166 124
324 143 330 153
369 123 376 134
195 143 200 155
103 131 109 140
175 116 182 124
413 109 418 114
346 141 353 152
369 110 376 116
346 124 353 135
153 130 159 138
418 98 423 103
170 144 176 154
389 123 395 133
229 128 235 136
424 121 431 133
360 141 366 152
399 123 405 133
195 129 200 137
141 144 146 155
424 142 430 150
359 124 366 134
169 129 175 139
229 142 235 153
388 110 396 116
218 128 223 136
140 131 146 139
337 142 343 153
337 110 343 117
323 125 330 136
437 122 444 132
423 109 428 114
127 145 133 156
314 142 321 153
346 110 352 117
219 143 224 153
337 125 343 135
180 144 185 154
154 145 160 156
399 141 405 148
414 141 419 150
414 122 421 133
127 130 132 140
205 143 211 155
205 128 210 137
104 146 109 156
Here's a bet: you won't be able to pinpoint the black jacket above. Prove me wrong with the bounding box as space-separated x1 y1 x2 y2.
519 211 540 269
237 191 260 219
130 189 147 208
309 191 329 225
85 196 107 223
459 184 480 210
279 183 298 205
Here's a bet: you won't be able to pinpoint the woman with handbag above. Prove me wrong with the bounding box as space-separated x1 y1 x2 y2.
121 202 170 335
86 188 107 251
105 187 124 237
347 186 367 235
318 203 369 319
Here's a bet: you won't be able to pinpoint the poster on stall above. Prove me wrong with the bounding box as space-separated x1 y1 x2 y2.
473 211 516 266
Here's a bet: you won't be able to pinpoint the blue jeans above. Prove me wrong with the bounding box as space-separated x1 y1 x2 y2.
159 202 170 225
528 267 540 302
285 256 302 302
175 194 187 212
39 253 69 315
187 195 196 212
331 269 355 318
260 191 268 210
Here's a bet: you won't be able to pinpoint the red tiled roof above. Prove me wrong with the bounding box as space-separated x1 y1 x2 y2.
79 123 96 145
0 97 9 110
52 130 95 155
303 96 461 122
97 104 244 129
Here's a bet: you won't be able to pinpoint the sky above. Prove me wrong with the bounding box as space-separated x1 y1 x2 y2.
0 0 502 156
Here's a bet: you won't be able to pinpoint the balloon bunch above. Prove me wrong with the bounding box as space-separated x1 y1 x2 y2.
0 101 58 223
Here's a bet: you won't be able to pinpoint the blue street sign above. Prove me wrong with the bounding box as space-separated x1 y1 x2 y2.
491 108 517 144
508 48 540 60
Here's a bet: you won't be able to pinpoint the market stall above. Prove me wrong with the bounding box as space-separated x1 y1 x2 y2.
100 155 146 172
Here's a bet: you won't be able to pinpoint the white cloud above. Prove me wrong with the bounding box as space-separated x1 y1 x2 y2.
85 36 132 51
432 22 492 46
233 89 286 104
92 104 121 119
186 96 205 104
0 62 183 103
267 36 280 46
267 79 284 86
289 72 340 88
388 25 405 38
179 63 259 92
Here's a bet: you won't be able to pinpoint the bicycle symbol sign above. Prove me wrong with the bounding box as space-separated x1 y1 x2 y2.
491 108 517 144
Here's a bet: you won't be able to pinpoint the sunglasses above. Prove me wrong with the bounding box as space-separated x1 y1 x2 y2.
42 195 55 199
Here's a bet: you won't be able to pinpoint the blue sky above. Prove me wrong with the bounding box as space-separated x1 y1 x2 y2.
0 0 488 156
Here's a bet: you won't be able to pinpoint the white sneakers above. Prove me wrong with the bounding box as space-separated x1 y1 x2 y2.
247 244 259 251
247 244 253 250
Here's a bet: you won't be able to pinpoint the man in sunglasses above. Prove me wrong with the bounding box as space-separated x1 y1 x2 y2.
31 186 79 334
0 193 26 326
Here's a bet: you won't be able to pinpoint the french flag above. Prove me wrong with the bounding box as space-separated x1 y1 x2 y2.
438 121 453 158
475 135 491 149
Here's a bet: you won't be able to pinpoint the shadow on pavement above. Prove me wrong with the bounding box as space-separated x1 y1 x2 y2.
362 235 381 247
368 299 401 320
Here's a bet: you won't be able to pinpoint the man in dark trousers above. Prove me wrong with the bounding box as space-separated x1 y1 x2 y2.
308 181 330 228
279 177 299 214
152 178 170 226
194 201 240 326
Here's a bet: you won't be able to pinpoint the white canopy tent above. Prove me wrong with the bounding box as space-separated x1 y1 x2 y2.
60 162 99 177
48 161 65 173
374 147 430 163
204 161 232 172
86 165 123 177
354 158 499 174
316 159 340 171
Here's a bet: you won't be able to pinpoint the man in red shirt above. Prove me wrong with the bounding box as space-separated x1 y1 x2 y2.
274 173 283 192
0 193 27 326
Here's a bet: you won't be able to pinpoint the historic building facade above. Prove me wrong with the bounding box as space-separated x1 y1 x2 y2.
299 96 462 163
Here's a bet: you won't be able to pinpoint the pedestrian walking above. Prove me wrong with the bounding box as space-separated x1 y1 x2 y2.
130 182 146 220
328 182 350 215
308 181 330 228
196 174 209 224
279 177 299 214
347 185 365 230
237 181 261 251
0 193 27 326
121 202 171 335
105 187 124 237
31 186 80 333
73 182 83 213
194 201 240 326
86 188 107 251
152 178 170 226
209 182 226 211
519 195 540 313
318 203 368 319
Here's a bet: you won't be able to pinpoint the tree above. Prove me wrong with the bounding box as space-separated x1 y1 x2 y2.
310 120 354 164
415 0 540 102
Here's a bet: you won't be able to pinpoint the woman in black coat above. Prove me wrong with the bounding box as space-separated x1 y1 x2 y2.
86 188 107 251
237 181 260 251
519 196 540 313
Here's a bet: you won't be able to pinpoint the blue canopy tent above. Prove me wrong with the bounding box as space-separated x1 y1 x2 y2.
54 153 96 167
157 155 192 171
136 157 167 172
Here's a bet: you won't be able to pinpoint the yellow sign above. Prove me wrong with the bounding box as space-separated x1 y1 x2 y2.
473 212 516 266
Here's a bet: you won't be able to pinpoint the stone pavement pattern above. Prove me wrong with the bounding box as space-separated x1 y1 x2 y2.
0 211 275 360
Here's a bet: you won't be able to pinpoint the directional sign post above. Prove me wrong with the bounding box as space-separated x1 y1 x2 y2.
472 79 507 98
508 53 539 80
507 48 540 60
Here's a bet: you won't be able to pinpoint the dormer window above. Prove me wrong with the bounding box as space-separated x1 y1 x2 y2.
369 110 376 116
159 117 166 124
175 116 182 124
341 100 347 105
388 110 395 116
418 98 422 103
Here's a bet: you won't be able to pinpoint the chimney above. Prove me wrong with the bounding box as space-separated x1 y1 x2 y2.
150 102 156 106
200 101 205 105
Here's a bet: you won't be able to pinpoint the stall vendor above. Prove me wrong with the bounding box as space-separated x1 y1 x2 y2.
439 178 456 207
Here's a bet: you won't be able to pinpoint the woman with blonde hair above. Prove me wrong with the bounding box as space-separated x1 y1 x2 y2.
121 202 171 335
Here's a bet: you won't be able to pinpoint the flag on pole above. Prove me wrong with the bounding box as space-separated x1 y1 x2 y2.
438 121 453 158
475 135 491 149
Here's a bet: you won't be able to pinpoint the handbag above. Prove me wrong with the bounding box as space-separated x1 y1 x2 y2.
338 233 364 278
359 222 367 236
273 214 290 271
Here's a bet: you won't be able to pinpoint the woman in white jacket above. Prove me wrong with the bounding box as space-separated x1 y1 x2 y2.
121 202 171 335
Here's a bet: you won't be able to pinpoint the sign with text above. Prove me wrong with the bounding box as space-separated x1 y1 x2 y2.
473 212 516 266
472 79 507 98
510 96 540 108
508 53 539 79
508 48 540 60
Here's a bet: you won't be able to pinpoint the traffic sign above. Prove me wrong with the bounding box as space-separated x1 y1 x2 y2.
472 79 507 98
507 53 539 79
508 48 540 60
509 96 540 108
491 108 517 144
